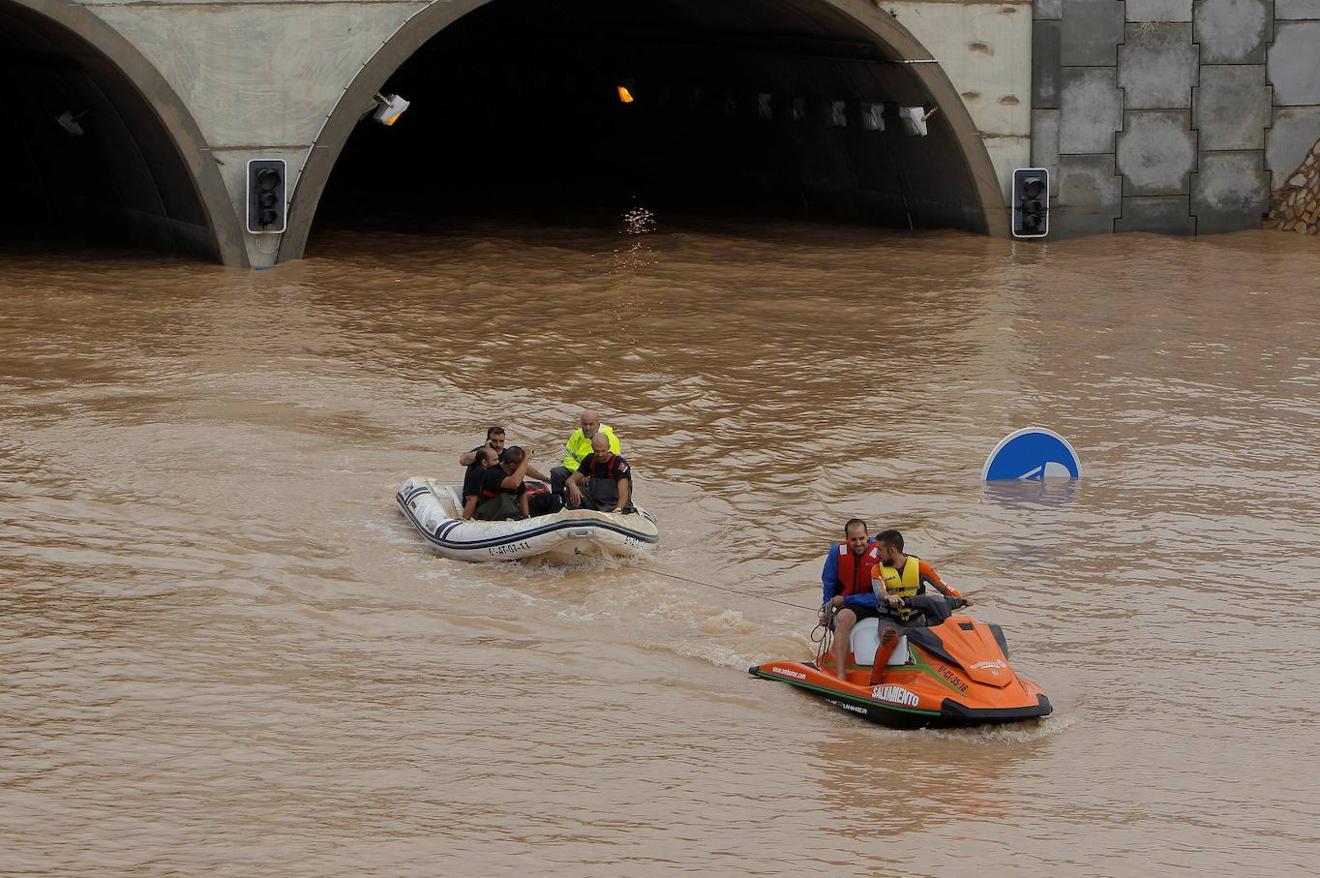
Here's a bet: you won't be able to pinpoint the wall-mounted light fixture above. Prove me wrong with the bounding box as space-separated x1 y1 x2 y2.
899 105 938 136
372 92 410 126
55 110 88 137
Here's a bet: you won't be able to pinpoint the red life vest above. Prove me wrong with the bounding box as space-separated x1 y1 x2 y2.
836 543 880 597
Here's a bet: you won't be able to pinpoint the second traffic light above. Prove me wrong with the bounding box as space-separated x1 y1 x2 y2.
246 159 286 234
1012 167 1049 239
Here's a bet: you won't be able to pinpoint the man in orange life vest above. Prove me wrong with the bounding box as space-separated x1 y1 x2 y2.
868 528 970 671
819 518 882 680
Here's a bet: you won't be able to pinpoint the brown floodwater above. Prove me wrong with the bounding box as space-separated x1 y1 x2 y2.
3 219 1319 877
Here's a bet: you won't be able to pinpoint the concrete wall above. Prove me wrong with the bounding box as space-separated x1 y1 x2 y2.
883 1 1033 205
85 0 428 266
64 0 1022 265
1033 0 1320 236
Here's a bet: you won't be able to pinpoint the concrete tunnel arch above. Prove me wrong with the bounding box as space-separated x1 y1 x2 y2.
281 0 1008 261
0 0 246 265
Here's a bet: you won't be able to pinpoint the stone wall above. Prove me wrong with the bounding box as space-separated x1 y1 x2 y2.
1265 135 1320 232
1032 0 1320 236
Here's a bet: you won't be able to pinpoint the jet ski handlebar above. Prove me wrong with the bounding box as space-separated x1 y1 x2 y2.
899 593 968 625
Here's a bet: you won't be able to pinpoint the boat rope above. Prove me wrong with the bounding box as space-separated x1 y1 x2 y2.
636 566 819 612
812 606 833 664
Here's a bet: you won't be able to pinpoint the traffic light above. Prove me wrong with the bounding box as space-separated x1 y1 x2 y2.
246 159 286 234
1012 167 1049 239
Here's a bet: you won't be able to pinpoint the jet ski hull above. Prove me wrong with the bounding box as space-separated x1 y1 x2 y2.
750 614 1052 728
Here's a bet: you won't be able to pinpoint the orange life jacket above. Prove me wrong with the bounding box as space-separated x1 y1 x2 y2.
836 543 880 597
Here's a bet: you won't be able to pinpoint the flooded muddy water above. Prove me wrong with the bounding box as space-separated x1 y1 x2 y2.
3 220 1319 876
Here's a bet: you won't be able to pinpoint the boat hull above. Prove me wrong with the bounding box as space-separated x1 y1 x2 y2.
396 477 659 562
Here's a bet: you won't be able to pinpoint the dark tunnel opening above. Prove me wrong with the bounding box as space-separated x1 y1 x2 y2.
0 1 225 262
311 0 996 247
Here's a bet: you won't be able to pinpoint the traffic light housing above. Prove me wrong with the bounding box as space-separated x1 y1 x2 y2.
246 159 286 234
1012 167 1049 239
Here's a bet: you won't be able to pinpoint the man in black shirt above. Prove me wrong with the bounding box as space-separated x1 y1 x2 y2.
474 446 533 521
459 425 552 483
458 426 505 466
461 446 498 520
565 434 634 513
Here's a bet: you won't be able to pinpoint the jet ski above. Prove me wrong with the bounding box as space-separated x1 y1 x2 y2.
749 594 1051 728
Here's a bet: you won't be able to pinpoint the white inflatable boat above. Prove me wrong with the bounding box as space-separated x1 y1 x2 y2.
395 477 660 562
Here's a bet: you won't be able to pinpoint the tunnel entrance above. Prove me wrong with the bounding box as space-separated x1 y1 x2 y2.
305 0 1000 253
0 1 239 263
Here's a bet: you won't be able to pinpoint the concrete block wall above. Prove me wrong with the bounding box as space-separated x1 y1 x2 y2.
1032 0 1320 235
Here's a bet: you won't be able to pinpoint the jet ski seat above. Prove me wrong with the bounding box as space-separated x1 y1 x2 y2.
849 617 911 667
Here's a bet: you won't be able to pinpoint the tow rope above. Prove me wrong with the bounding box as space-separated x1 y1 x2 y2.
635 565 818 612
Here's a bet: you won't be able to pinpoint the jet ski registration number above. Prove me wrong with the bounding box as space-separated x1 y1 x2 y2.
488 541 531 556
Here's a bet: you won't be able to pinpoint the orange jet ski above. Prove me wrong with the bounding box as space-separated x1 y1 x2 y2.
750 595 1051 728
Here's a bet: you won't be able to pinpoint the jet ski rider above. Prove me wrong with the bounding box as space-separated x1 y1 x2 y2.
819 519 882 680
869 529 970 669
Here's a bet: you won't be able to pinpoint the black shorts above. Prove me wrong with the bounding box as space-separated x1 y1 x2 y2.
830 603 880 628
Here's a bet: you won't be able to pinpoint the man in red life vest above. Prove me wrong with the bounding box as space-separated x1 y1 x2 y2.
819 518 881 680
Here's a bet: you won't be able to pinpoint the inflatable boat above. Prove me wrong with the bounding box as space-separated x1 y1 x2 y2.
750 595 1051 728
395 477 659 562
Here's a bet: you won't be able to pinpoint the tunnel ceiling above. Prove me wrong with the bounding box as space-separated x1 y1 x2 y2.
313 0 992 241
0 1 224 261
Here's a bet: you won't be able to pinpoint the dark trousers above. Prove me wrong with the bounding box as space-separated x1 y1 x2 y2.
529 492 563 516
550 466 572 495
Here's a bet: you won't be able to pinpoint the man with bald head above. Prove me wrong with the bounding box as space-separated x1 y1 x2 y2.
551 410 621 497
565 432 634 513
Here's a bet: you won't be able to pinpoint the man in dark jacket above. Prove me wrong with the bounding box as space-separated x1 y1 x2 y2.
474 446 533 521
565 433 634 513
461 446 498 520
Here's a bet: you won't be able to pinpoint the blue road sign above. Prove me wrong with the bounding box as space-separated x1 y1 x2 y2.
982 427 1081 481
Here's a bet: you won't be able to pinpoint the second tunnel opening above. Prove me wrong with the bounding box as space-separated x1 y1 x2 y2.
310 0 992 248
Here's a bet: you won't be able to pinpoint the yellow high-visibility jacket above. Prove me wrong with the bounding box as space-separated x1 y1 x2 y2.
561 425 620 472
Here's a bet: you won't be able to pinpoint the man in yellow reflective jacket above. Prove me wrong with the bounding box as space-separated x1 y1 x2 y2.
869 528 970 672
551 410 620 495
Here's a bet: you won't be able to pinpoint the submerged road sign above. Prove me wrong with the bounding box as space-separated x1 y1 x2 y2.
982 427 1081 481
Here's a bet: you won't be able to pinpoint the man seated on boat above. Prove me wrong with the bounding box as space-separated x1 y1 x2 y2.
551 410 621 496
564 433 634 513
819 518 882 680
474 446 534 521
461 446 498 520
459 425 552 483
869 529 970 667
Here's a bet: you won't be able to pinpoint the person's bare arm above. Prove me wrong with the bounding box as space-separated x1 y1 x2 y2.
459 450 477 466
566 469 585 506
463 494 478 520
613 478 631 512
500 448 533 489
